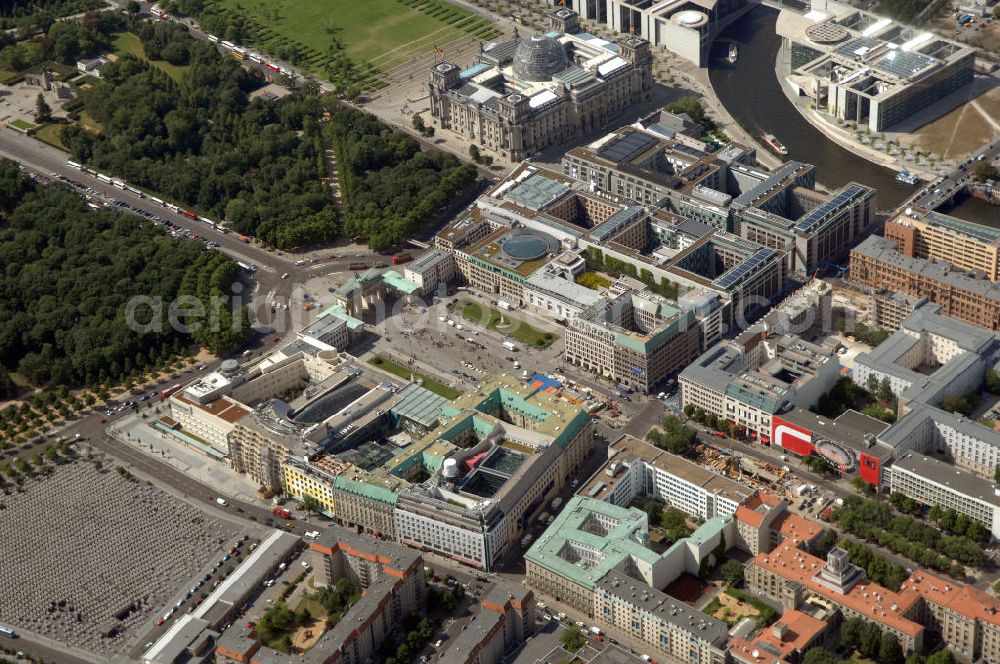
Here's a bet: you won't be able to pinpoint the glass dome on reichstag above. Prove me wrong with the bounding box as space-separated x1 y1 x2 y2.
512 35 569 82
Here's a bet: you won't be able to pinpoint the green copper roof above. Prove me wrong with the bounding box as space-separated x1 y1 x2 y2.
382 269 421 294
332 476 398 506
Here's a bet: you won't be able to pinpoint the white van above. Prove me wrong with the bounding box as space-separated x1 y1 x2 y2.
216 497 228 507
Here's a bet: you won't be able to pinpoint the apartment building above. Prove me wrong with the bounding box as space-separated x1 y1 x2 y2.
429 9 652 161
885 211 1000 281
594 573 728 664
216 528 426 664
565 283 702 393
890 451 1000 539
447 582 535 664
850 235 1000 332
581 434 750 520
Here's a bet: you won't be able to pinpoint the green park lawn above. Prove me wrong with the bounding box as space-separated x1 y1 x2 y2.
35 124 68 150
453 300 557 348
367 356 461 400
207 0 500 72
113 33 189 83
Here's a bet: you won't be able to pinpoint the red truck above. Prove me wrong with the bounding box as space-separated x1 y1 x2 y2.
348 262 368 271
392 253 413 265
160 384 182 399
272 507 292 519
179 209 198 220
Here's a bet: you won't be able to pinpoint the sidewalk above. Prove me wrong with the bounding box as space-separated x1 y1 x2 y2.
109 414 265 506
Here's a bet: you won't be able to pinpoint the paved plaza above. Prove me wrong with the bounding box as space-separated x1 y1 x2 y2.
0 461 241 656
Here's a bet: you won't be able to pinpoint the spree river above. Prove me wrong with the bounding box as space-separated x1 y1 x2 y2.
708 5 914 208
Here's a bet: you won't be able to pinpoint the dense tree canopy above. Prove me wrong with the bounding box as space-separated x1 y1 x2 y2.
61 26 339 249
0 160 249 389
326 107 478 250
0 0 106 32
0 10 123 72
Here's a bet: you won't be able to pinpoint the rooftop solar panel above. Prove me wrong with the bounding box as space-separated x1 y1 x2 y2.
713 247 775 290
793 183 867 233
874 49 936 78
835 36 881 57
598 131 659 163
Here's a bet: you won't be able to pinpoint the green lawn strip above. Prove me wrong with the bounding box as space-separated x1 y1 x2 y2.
453 300 557 348
367 356 461 400
10 118 39 132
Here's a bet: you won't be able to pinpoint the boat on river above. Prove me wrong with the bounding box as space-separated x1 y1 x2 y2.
762 133 788 155
728 43 738 63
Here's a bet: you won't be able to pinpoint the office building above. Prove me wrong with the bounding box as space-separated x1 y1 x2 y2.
866 290 927 333
554 0 750 67
564 282 702 393
845 302 1000 481
393 375 594 571
523 262 603 321
562 129 873 279
525 496 730 663
747 540 1000 661
853 301 999 416
401 249 458 297
890 452 1000 539
580 434 750 519
885 210 1000 281
759 278 833 337
777 8 976 132
429 8 652 161
729 610 829 664
770 408 893 487
679 330 840 441
732 173 875 277
850 235 1000 332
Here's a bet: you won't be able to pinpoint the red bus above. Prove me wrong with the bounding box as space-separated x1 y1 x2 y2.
392 253 413 265
160 384 182 399
349 262 368 270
